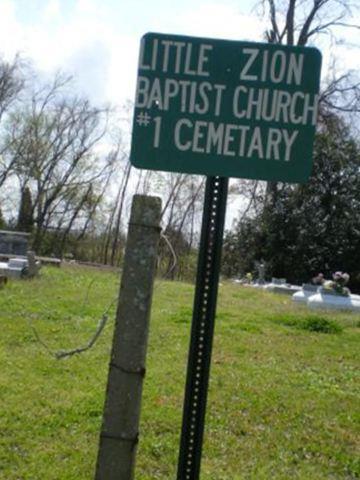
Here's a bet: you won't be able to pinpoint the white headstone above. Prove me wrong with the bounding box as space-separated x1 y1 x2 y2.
308 293 360 311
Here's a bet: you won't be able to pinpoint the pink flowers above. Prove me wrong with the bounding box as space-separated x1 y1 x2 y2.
312 273 324 285
313 271 351 296
322 271 351 296
332 271 350 285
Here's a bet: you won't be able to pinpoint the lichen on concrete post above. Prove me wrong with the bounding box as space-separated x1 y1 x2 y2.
95 194 162 480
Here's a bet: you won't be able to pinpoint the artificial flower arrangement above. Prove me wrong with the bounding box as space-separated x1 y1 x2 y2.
311 273 325 285
245 272 253 283
320 271 350 296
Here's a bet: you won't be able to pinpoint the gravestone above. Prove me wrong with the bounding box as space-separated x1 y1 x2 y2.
272 284 302 295
0 251 41 280
293 284 319 303
0 230 30 256
7 258 28 278
255 261 266 285
303 283 319 292
308 292 360 311
264 277 301 295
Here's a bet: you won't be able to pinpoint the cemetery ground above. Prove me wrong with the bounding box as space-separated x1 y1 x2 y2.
0 265 359 480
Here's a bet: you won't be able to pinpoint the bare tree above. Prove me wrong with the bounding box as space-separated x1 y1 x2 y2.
5 73 111 252
260 0 360 116
262 0 359 45
109 159 132 266
156 173 204 279
101 141 131 265
160 173 189 224
0 55 25 187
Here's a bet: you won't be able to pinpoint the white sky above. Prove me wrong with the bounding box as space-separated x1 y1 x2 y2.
1 0 358 108
0 0 263 105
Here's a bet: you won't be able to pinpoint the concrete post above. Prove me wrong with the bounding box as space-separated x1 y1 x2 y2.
95 194 162 480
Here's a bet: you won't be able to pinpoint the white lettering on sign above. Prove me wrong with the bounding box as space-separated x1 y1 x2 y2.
232 86 318 126
139 38 213 76
239 48 304 85
174 119 192 151
136 76 318 126
173 118 299 161
282 130 298 161
239 48 258 81
135 76 227 116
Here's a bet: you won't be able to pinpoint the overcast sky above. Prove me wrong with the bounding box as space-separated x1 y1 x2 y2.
1 0 358 109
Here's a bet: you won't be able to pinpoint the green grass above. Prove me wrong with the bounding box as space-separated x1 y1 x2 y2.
0 266 359 479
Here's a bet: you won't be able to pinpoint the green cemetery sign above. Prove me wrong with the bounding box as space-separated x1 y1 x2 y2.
130 32 322 183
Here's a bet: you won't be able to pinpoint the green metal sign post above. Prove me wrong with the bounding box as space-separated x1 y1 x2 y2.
130 32 322 480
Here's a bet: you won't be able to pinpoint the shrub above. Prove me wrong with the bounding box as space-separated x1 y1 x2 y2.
300 316 343 334
271 314 343 334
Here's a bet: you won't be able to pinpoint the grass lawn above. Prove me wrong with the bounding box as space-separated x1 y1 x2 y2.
0 265 359 479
